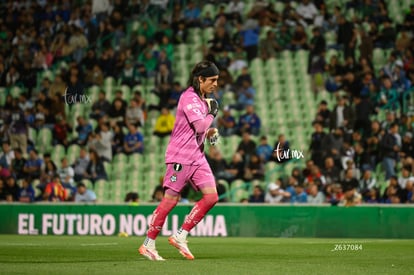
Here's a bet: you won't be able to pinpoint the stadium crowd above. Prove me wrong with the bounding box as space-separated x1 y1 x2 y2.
0 0 413 205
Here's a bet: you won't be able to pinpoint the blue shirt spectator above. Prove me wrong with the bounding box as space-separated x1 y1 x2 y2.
233 79 255 110
19 178 35 202
75 116 93 145
124 124 144 154
256 136 273 163
291 185 308 203
217 107 237 136
23 149 43 179
75 182 97 202
238 105 261 136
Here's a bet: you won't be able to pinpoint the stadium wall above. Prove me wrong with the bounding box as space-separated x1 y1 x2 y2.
0 204 413 238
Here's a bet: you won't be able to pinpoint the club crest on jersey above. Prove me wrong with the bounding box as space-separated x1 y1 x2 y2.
170 174 177 182
173 163 182 172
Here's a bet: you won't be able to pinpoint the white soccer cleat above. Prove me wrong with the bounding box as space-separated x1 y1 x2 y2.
168 236 195 260
138 245 165 261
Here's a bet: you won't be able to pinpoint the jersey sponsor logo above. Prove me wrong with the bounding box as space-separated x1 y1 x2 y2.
187 103 202 110
173 163 182 172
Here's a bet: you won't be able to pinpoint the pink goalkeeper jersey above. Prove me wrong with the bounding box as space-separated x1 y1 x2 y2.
165 87 210 165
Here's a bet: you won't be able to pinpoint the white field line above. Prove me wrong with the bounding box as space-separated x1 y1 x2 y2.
80 242 118 246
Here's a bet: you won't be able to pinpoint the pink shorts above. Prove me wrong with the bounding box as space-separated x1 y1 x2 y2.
163 161 216 193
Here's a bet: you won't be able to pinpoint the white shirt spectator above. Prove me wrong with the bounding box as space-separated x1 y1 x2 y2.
296 1 318 22
227 0 244 15
58 166 75 186
89 130 113 162
75 189 97 202
307 191 325 204
92 0 111 15
398 176 414 189
264 183 290 203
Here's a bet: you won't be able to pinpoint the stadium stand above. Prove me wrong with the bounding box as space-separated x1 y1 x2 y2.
0 0 413 205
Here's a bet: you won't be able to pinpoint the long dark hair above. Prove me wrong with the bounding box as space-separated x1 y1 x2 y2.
187 60 219 96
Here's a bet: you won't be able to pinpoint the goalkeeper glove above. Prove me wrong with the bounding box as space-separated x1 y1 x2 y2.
205 98 219 117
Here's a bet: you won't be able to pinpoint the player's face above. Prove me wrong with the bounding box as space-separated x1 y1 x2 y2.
199 76 218 94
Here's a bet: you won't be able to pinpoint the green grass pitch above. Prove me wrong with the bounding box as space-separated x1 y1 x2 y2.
0 235 413 275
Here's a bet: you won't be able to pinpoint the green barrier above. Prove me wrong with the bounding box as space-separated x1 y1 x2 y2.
0 204 413 238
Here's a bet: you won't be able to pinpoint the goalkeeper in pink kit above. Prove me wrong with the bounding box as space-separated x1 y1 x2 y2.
139 61 220 261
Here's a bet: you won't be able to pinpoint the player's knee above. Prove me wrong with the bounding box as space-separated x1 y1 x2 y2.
203 193 219 206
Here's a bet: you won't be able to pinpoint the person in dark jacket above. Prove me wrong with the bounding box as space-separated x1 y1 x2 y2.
380 123 400 180
84 149 108 184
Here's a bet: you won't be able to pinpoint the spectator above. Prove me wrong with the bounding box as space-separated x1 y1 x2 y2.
240 19 260 61
43 175 68 202
309 121 327 168
73 147 90 182
75 182 97 203
341 185 362 206
84 64 104 87
296 0 318 26
383 176 402 203
53 116 72 148
341 168 359 193
6 102 28 156
120 60 140 87
291 183 308 203
248 185 265 203
168 82 183 109
88 122 113 162
380 123 400 180
109 98 126 126
111 122 125 155
232 79 255 111
315 101 331 128
256 136 273 163
0 163 11 179
206 147 231 182
376 76 398 109
58 157 75 189
329 96 355 131
5 176 20 201
0 141 15 169
359 169 377 199
74 116 93 146
183 1 201 28
265 181 291 203
290 24 308 50
125 192 139 205
217 106 236 137
400 132 414 159
153 107 175 138
23 149 43 180
271 134 290 163
238 105 261 136
125 99 145 127
152 64 173 110
243 154 264 181
19 178 35 203
398 166 414 190
375 19 396 49
237 131 257 161
307 184 325 204
322 157 340 185
224 152 244 184
10 148 26 180
259 30 280 60
124 123 144 155
91 91 111 119
337 16 356 59
84 150 108 184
